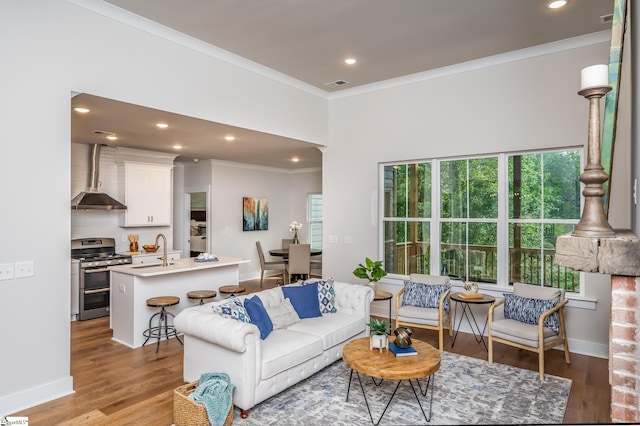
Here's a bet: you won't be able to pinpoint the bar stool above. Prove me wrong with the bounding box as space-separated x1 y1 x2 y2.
218 285 246 298
142 296 183 353
187 290 217 305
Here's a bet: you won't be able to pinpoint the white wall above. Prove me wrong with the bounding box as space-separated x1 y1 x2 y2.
0 0 326 415
179 160 321 281
323 37 630 358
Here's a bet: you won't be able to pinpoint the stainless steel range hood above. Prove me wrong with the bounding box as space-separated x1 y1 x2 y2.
71 144 127 210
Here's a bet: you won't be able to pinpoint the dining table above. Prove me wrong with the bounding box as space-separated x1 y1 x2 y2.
268 247 322 257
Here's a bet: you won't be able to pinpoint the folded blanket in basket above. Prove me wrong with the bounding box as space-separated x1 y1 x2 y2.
190 372 235 426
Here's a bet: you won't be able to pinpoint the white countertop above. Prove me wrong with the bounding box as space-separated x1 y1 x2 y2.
120 249 182 257
110 256 249 277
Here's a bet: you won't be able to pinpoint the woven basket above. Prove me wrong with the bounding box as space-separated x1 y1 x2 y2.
174 380 234 426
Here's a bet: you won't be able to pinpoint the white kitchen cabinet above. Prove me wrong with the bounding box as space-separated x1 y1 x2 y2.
120 162 173 227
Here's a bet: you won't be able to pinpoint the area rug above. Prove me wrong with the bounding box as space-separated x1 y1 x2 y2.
233 352 571 425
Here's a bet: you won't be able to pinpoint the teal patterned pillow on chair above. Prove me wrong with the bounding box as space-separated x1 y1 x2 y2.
503 293 559 332
402 281 450 312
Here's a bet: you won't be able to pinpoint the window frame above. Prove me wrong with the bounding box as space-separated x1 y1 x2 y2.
307 193 323 250
379 147 584 294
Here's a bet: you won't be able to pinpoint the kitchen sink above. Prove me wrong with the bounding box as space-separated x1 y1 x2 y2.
129 262 175 269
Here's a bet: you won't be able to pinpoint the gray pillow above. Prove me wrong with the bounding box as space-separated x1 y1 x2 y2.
265 298 300 329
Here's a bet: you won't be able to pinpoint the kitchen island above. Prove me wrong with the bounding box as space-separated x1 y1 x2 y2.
109 256 249 349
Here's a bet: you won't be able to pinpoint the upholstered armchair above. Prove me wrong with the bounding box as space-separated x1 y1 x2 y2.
395 274 452 352
488 282 571 380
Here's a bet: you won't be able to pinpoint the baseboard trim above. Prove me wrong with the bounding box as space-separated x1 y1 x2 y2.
0 376 74 417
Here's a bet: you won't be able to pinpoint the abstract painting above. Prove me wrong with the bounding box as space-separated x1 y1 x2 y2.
243 197 268 231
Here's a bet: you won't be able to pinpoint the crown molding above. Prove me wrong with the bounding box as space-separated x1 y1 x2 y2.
329 30 611 100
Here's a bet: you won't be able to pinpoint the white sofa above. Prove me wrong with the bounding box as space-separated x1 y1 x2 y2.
174 280 374 417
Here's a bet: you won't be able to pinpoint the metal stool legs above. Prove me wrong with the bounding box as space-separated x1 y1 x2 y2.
142 306 183 353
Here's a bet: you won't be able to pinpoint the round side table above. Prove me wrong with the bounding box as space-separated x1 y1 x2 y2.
373 290 393 333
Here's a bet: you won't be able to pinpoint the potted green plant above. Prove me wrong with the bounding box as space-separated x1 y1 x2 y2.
353 257 387 290
367 318 389 350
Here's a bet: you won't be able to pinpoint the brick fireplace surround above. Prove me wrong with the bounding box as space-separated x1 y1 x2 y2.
610 275 639 423
557 231 640 423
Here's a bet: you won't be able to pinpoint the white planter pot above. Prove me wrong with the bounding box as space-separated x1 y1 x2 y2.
370 334 387 350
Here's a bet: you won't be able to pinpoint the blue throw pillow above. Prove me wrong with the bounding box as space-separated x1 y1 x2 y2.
282 283 322 319
503 293 559 332
401 281 450 312
244 295 273 339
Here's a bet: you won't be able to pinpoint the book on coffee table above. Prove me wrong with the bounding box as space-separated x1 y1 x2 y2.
388 342 417 357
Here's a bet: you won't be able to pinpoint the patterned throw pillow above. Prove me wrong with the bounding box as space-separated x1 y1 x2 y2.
503 293 559 332
300 277 337 314
212 298 250 323
401 281 450 312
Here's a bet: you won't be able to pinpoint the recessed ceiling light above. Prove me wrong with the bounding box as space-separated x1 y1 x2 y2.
224 135 235 141
156 123 169 129
546 0 568 9
74 107 90 113
345 58 357 65
106 134 118 141
291 157 300 163
173 144 182 149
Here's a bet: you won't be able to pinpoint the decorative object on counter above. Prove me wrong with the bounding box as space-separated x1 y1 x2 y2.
289 221 302 244
195 253 218 262
143 244 158 253
243 197 269 231
367 318 389 351
393 326 413 349
353 257 387 291
128 234 139 252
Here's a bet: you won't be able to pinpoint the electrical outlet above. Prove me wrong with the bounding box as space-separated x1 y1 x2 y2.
0 263 14 280
15 260 34 278
344 235 352 244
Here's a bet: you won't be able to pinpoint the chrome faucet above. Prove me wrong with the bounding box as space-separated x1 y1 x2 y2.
155 233 168 267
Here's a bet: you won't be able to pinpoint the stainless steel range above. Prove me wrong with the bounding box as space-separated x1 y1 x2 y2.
71 238 132 320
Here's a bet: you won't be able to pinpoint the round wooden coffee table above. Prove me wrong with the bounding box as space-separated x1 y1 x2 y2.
342 337 440 424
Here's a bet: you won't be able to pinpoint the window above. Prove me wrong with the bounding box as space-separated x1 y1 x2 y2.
381 149 582 292
307 193 323 249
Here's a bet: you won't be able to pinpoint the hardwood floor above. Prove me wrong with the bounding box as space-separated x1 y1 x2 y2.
13 277 611 424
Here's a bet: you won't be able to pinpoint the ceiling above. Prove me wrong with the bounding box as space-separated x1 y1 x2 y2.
72 0 613 168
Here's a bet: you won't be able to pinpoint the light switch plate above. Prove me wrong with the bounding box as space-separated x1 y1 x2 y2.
15 260 34 278
0 263 14 280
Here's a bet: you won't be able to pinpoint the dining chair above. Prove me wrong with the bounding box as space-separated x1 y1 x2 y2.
310 255 322 278
256 241 287 287
286 244 311 283
282 239 294 250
